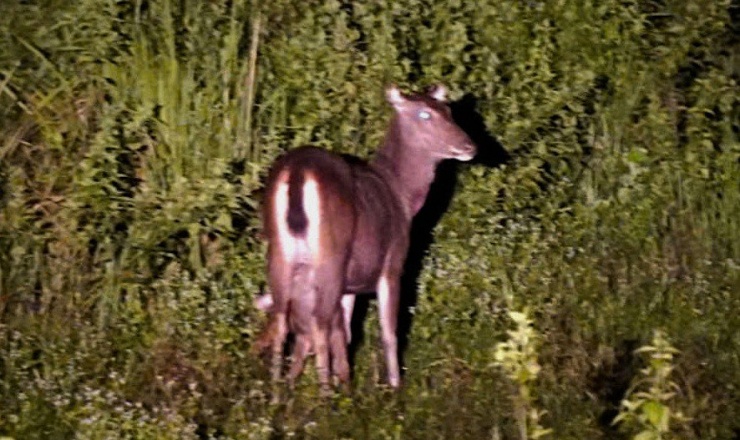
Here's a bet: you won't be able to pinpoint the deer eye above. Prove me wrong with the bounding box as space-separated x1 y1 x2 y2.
418 110 432 120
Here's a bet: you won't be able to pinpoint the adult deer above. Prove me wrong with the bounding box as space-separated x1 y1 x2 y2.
261 84 475 391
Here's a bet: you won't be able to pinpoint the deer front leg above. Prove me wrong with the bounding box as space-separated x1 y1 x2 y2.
377 274 401 388
341 294 355 344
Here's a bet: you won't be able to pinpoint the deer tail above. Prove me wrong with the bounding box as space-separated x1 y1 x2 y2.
287 171 308 234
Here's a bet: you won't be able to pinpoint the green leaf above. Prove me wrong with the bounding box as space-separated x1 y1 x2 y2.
643 401 668 431
634 431 658 440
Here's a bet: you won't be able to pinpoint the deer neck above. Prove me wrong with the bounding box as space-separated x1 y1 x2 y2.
372 120 439 217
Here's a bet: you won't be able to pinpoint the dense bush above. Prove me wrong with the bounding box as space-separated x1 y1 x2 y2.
1 0 737 438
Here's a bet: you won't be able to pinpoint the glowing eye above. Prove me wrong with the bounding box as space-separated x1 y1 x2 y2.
418 110 431 120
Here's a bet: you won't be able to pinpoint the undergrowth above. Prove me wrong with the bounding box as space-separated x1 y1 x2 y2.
1 0 738 438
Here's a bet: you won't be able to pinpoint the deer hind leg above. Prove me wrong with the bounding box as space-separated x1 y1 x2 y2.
330 311 350 388
311 260 347 395
310 317 332 395
287 333 312 387
377 274 401 388
266 244 292 383
270 312 288 383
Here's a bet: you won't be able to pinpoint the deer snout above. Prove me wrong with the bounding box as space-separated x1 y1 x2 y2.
451 143 476 161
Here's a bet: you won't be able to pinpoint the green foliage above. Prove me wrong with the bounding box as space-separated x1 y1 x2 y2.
614 330 686 440
1 0 738 438
492 310 552 440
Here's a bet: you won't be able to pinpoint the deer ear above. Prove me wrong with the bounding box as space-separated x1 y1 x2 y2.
428 84 448 102
386 85 406 107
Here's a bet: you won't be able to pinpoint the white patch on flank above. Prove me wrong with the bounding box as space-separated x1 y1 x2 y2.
274 172 321 262
302 174 321 256
274 174 296 259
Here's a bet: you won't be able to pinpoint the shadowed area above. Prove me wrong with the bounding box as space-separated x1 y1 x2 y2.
348 93 510 376
397 93 509 366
